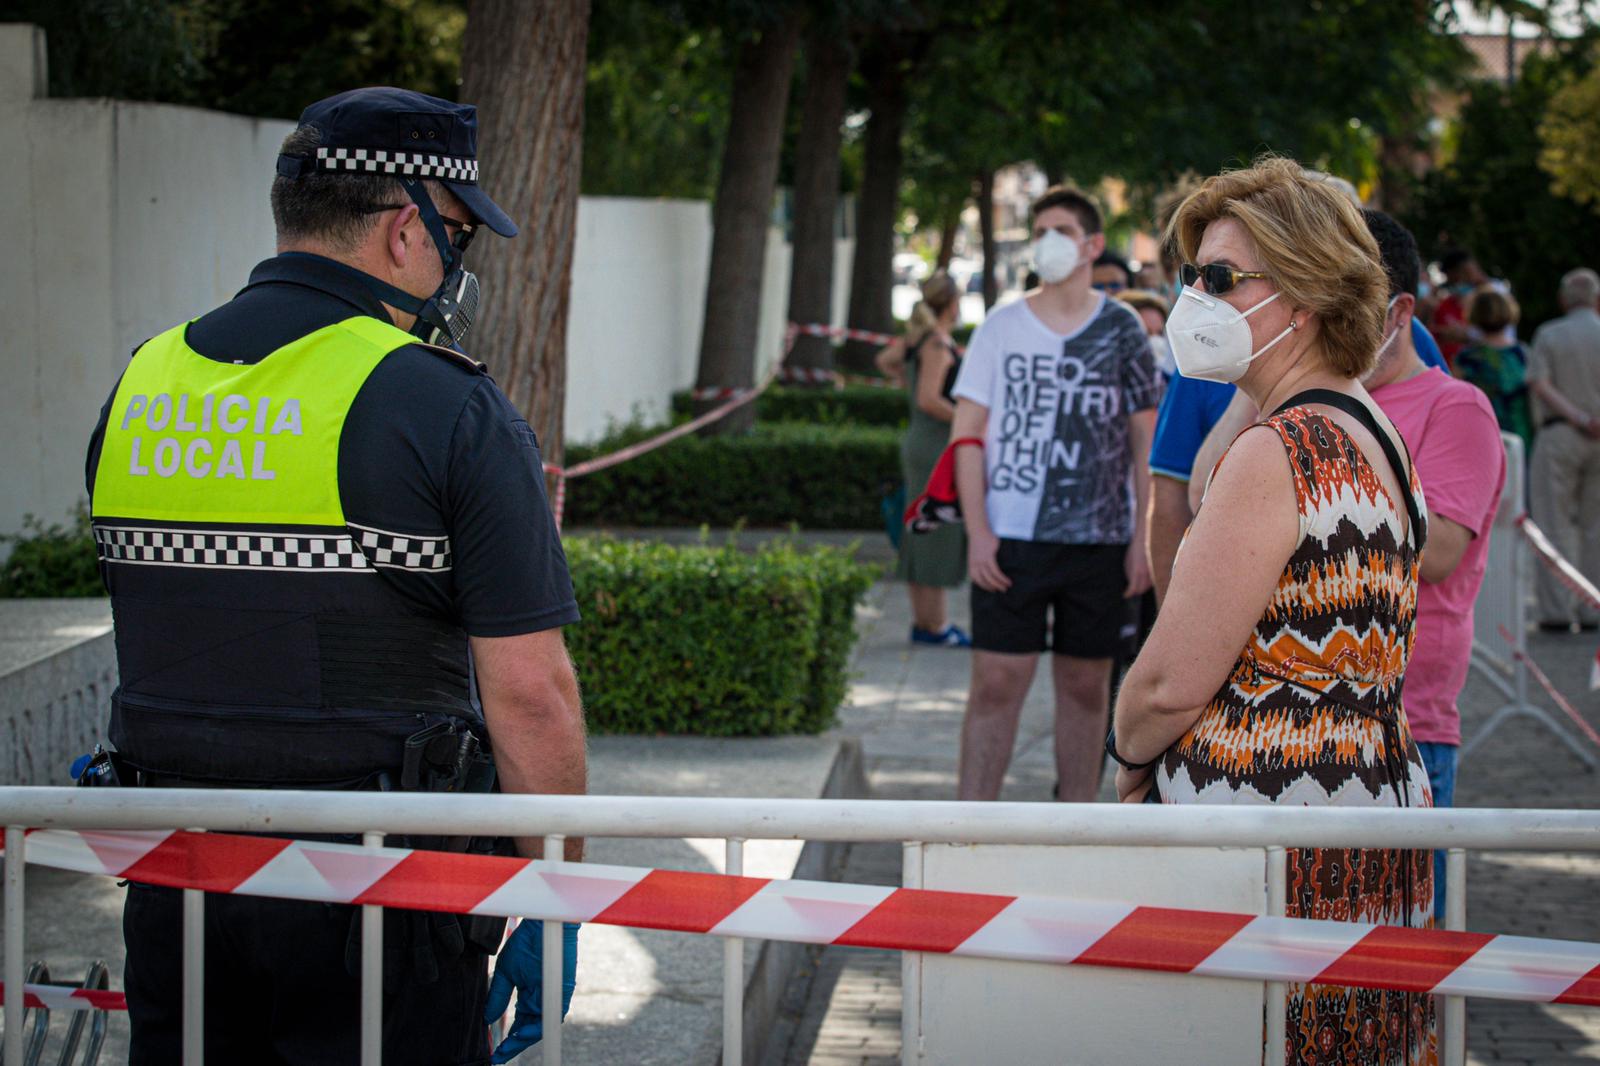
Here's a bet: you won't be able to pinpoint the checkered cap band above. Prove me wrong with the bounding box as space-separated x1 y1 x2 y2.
315 147 478 183
94 524 452 574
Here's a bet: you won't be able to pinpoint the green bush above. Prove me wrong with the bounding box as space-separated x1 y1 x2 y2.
565 536 877 735
0 509 881 736
565 422 901 529
798 544 879 723
670 384 907 428
0 506 102 598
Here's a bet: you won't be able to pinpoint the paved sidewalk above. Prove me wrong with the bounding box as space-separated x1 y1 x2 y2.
773 580 1600 1066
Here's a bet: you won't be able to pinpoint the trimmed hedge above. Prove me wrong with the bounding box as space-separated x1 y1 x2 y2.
670 384 907 428
566 537 877 735
0 507 102 598
0 515 879 736
565 422 900 530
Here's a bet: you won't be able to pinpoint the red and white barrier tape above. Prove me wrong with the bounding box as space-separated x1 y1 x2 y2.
542 330 792 527
7 827 1600 1008
1498 621 1600 748
1513 514 1600 691
543 318 952 526
1516 514 1600 614
0 982 125 1013
686 321 958 400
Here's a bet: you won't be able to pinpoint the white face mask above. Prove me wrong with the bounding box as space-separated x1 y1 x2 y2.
1372 296 1402 360
1031 229 1082 285
1148 333 1176 377
1164 285 1294 383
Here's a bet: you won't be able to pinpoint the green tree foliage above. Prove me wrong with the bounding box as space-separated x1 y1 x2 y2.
1408 38 1600 330
1538 43 1600 211
189 0 465 119
582 1 732 199
904 0 1468 214
4 0 464 118
1 0 211 101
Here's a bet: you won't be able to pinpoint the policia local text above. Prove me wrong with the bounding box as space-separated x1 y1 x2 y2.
118 392 301 480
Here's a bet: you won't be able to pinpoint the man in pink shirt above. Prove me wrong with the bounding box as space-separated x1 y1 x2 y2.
1364 211 1507 917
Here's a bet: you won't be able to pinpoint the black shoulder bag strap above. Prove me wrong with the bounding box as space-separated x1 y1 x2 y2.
1263 388 1428 939
1270 388 1427 555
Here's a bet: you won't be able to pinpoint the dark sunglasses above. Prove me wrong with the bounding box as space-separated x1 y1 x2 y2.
360 204 477 253
1092 281 1127 294
1180 262 1270 295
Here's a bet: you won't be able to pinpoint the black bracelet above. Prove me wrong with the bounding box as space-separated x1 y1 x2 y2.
1104 728 1159 772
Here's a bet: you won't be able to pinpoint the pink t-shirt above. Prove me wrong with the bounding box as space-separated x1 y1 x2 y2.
1370 368 1506 745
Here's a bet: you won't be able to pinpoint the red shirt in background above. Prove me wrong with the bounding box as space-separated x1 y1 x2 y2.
1431 292 1468 368
1369 368 1506 745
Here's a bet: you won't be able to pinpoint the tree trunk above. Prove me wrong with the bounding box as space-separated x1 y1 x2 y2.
693 11 803 429
935 204 961 270
977 168 997 309
840 37 914 374
458 0 589 468
785 29 852 380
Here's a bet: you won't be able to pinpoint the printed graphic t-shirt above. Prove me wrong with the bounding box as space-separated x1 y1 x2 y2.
952 294 1159 545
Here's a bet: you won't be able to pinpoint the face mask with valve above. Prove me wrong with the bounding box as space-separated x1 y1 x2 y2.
332 178 481 350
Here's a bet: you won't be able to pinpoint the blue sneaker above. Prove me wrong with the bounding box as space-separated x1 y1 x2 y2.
910 624 972 648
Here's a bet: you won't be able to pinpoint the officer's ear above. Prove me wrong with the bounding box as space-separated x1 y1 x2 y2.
384 203 423 270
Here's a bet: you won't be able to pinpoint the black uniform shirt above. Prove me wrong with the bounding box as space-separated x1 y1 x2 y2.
87 253 579 643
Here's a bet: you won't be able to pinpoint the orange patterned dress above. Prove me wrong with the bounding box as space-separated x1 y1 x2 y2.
1156 404 1437 1066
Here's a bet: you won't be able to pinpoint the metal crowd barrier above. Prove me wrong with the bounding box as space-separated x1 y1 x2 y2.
4 789 1599 1066
1465 432 1597 768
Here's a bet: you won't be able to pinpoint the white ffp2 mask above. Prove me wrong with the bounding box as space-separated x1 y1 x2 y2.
1031 230 1081 285
1164 286 1294 383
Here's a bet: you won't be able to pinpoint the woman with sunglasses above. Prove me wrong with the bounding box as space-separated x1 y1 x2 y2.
1108 157 1436 1065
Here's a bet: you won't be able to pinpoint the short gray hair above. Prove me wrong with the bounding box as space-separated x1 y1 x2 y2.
270 125 408 250
1560 268 1600 309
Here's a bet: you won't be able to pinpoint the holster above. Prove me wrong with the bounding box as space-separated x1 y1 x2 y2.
343 721 509 981
343 832 511 985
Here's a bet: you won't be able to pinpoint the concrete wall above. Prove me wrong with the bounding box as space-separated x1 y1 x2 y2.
0 23 854 535
0 23 294 540
563 202 850 441
0 599 115 785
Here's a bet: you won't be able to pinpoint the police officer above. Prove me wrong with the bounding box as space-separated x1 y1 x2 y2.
83 87 585 1065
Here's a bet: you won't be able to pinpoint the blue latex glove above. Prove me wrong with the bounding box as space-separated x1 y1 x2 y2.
484 920 579 1063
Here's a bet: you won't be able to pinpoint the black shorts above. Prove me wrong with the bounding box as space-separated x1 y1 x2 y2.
971 540 1135 658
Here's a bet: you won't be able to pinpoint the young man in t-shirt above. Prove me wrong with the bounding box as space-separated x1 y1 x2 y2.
1364 211 1506 916
950 186 1160 801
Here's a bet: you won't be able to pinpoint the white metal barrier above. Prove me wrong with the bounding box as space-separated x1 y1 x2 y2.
1466 433 1598 767
3 790 1599 1066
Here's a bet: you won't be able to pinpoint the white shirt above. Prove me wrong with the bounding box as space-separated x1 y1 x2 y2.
952 295 1159 544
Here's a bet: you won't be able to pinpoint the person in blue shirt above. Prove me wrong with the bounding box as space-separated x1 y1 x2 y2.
1144 318 1444 601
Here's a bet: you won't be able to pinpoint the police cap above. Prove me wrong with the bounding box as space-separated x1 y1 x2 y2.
276 87 518 238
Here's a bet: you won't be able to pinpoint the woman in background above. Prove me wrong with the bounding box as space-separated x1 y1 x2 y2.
1119 289 1175 381
896 272 970 646
1455 287 1534 453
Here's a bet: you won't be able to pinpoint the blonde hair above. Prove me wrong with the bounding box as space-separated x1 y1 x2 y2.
906 271 960 346
1167 155 1389 378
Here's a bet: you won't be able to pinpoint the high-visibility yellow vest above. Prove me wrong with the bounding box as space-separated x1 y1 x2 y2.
92 316 416 527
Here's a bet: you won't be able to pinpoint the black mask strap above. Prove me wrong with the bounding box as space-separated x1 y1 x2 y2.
401 178 459 276
299 256 440 329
